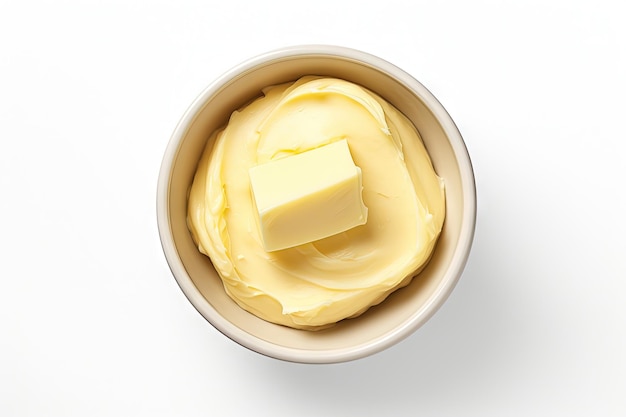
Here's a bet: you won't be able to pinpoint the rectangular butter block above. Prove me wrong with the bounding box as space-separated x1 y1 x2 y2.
249 139 368 252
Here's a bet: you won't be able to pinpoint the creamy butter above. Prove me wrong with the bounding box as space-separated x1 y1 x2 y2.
187 76 445 330
249 139 368 252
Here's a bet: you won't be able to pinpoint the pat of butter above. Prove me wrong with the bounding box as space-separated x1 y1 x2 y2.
249 139 368 252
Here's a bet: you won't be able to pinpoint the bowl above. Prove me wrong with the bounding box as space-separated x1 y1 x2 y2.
157 45 476 363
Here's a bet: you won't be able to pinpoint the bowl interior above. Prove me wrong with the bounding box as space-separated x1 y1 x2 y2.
161 49 475 363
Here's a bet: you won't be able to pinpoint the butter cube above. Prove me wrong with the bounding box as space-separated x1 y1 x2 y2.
249 139 368 252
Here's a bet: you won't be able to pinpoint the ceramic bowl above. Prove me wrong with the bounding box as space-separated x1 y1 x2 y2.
157 45 476 363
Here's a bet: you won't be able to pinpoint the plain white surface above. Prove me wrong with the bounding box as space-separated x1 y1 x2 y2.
1 0 625 415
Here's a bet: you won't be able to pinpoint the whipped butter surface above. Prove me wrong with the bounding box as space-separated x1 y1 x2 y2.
188 76 445 330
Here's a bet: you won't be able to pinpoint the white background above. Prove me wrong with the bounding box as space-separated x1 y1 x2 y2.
1 0 625 415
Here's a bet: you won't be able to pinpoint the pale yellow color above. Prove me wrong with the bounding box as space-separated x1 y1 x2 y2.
249 139 368 252
187 77 445 330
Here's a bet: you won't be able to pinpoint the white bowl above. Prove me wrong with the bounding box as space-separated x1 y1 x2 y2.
157 45 476 363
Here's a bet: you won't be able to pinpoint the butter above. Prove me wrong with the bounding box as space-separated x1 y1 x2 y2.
187 76 445 330
249 139 368 252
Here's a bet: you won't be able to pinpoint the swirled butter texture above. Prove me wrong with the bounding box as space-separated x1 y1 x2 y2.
188 77 445 330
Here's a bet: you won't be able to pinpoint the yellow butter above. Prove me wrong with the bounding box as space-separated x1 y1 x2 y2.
249 139 368 252
187 76 446 330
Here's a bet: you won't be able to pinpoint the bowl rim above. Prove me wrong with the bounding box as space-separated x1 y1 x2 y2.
156 44 477 363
